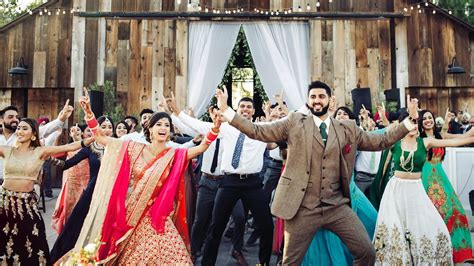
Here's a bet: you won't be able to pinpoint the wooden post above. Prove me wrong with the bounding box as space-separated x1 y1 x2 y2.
96 0 111 86
395 18 408 107
175 20 188 110
70 0 87 120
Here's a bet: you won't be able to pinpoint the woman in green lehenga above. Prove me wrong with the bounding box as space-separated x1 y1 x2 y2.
419 109 474 263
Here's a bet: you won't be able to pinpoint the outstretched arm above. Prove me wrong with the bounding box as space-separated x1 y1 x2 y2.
216 86 289 143
186 115 221 160
39 138 94 159
424 136 474 149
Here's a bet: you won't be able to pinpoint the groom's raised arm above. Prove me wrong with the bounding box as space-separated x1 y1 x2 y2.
222 108 290 143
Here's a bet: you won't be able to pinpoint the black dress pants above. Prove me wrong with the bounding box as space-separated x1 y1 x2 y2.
201 174 274 265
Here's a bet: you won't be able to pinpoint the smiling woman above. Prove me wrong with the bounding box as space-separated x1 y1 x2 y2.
0 118 94 265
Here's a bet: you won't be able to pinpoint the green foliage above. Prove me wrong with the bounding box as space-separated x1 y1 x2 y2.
437 0 474 25
89 80 125 123
0 0 42 27
200 26 267 120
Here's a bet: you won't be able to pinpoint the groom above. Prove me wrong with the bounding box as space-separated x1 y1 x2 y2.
218 81 418 265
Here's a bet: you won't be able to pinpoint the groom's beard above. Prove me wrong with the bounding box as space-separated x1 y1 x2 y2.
306 103 329 117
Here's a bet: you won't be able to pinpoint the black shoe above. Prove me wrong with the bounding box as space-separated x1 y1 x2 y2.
224 227 234 239
246 230 259 246
231 250 249 266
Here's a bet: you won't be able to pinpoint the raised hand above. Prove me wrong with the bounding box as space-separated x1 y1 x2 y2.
210 107 222 128
187 107 195 118
215 85 229 112
165 92 180 115
79 87 94 119
58 99 74 122
407 95 419 119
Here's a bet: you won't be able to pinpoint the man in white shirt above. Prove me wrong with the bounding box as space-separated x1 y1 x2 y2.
169 97 274 266
169 105 247 264
120 108 154 144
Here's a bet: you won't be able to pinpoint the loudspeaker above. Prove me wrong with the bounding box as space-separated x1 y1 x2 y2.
351 88 372 116
384 88 400 109
89 90 104 118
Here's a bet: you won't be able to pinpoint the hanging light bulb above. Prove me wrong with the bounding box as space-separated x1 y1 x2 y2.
418 9 422 13
410 6 414 10
403 7 408 12
62 10 66 14
284 10 288 14
448 10 452 14
329 0 333 2
271 10 274 15
276 10 279 15
417 4 420 9
432 10 436 14
48 11 51 15
465 10 469 16
205 7 209 12
306 4 311 11
298 5 302 12
39 10 43 15
316 1 321 7
425 2 429 6
288 8 292 13
29 10 33 15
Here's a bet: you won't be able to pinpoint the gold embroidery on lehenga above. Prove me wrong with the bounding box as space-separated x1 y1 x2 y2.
25 236 32 257
2 222 9 235
38 250 46 265
26 198 34 219
6 237 14 258
32 223 39 236
16 197 23 220
11 223 18 235
12 254 19 265
10 196 16 219
374 222 453 265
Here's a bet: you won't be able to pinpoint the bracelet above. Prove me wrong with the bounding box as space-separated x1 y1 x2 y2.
85 116 99 135
205 131 218 143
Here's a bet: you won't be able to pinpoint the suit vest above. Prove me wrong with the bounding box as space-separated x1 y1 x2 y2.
301 122 346 209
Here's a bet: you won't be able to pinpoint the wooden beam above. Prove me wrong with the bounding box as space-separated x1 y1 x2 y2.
70 0 87 120
395 18 408 107
96 0 112 86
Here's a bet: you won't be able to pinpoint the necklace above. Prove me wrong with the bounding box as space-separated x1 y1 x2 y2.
400 139 416 172
90 141 105 161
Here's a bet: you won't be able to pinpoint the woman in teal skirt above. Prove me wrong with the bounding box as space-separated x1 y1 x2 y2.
419 109 474 263
302 107 378 265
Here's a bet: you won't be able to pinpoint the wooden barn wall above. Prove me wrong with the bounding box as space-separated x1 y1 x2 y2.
406 10 472 87
406 87 474 117
0 0 73 119
309 19 392 108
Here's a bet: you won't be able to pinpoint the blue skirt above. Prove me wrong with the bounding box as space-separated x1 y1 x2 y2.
302 175 377 266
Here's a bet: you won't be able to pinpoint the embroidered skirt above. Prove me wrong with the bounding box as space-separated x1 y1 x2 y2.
0 186 50 265
373 177 453 265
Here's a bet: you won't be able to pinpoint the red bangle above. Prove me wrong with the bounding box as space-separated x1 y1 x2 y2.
86 117 99 135
206 131 218 143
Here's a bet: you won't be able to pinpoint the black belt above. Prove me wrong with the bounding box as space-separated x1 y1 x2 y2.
203 173 224 180
225 173 259 180
356 171 376 177
269 158 283 164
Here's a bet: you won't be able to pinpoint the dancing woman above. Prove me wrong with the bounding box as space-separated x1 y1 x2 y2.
64 88 220 264
419 109 474 263
0 118 93 265
373 111 474 265
51 125 91 234
50 116 115 262
303 106 378 265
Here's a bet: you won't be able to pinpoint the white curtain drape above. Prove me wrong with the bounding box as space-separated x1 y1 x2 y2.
188 22 241 116
242 22 310 110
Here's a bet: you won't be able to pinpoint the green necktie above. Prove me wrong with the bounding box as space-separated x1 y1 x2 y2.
319 122 328 146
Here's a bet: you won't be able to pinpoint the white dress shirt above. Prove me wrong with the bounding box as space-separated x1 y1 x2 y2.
172 115 223 175
120 131 148 144
269 147 282 161
179 111 267 175
355 151 382 174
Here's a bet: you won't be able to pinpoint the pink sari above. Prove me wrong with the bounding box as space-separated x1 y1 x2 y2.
96 142 190 264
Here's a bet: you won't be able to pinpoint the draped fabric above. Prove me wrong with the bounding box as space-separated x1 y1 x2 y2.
243 22 310 110
188 22 241 116
187 22 310 115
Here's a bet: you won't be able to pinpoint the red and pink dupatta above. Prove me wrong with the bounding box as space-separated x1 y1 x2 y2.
96 146 190 263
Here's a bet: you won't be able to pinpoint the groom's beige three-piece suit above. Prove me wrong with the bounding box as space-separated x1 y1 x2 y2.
229 110 408 265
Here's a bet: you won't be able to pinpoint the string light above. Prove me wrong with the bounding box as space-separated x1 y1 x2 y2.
306 4 311 11
316 2 321 8
298 5 302 12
